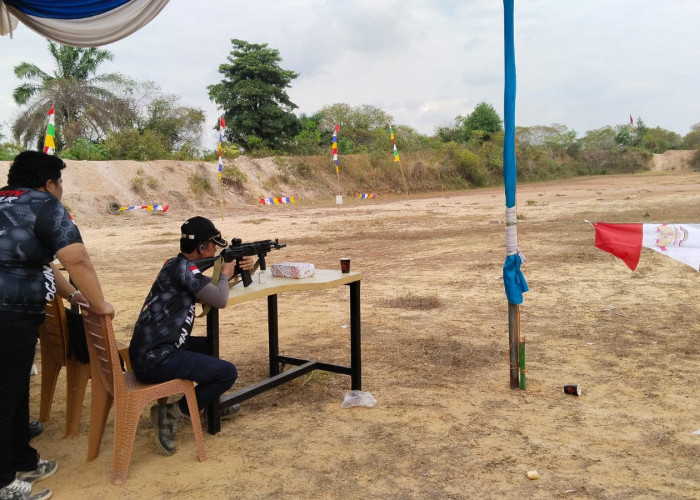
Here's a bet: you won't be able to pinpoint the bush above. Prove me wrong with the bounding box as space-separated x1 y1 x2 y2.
690 149 700 172
104 129 170 161
221 165 247 189
0 142 22 161
60 138 108 160
189 164 213 194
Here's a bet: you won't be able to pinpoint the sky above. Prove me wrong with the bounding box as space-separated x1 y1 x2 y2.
1 0 700 150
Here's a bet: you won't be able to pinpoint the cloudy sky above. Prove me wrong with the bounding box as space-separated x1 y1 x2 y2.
1 0 699 149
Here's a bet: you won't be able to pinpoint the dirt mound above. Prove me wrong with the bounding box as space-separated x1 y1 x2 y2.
651 149 694 171
0 157 317 221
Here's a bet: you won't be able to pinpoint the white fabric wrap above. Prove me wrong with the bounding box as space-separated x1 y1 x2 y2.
505 206 519 256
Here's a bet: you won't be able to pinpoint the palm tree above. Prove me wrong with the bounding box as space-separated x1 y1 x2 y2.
11 41 135 151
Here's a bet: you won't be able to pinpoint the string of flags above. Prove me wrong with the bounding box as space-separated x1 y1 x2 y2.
218 117 225 180
590 221 700 271
358 193 376 200
388 118 399 162
43 104 55 154
332 124 339 173
260 197 294 205
119 204 169 212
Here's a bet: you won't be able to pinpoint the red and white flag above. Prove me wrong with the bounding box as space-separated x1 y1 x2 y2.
592 222 700 271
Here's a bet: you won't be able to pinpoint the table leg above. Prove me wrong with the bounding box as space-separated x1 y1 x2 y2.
268 294 279 377
206 308 220 434
349 281 362 390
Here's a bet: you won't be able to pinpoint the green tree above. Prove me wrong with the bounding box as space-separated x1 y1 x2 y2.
682 123 700 149
207 39 301 151
317 103 390 154
578 126 617 150
640 127 682 153
292 113 323 155
460 102 503 142
11 41 134 151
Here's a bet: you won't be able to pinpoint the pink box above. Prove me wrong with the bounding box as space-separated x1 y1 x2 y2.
271 262 316 279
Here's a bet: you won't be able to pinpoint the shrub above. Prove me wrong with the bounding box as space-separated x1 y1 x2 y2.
189 165 212 194
221 165 247 189
60 138 108 160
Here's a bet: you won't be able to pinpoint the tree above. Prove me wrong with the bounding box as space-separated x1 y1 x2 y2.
207 39 301 151
578 126 617 150
460 102 503 142
316 103 390 154
682 122 700 150
11 41 134 151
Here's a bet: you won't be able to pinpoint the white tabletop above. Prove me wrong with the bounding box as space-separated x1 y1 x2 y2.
226 269 362 306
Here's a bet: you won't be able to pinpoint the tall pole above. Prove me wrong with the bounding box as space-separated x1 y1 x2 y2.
503 0 528 389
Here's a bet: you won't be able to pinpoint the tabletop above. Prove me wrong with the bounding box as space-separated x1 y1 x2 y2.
225 269 362 305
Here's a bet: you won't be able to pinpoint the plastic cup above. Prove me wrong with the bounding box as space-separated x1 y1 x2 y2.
563 384 582 396
340 258 350 273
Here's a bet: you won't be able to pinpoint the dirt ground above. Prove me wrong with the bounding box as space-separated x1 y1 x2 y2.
4 157 699 498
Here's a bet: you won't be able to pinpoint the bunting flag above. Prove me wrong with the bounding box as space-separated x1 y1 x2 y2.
218 117 225 180
43 104 55 154
358 193 376 200
119 203 169 212
388 118 399 162
592 222 700 271
260 197 295 205
331 124 339 173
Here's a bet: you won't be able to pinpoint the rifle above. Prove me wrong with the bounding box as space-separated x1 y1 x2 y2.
192 238 286 287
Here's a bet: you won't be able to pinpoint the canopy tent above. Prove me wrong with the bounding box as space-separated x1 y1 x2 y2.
0 0 170 46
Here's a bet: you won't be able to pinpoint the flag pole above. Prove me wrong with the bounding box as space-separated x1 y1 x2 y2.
503 0 528 389
388 118 409 200
331 124 340 200
218 117 225 221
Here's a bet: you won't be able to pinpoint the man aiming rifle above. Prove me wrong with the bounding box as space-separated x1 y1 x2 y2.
128 216 257 455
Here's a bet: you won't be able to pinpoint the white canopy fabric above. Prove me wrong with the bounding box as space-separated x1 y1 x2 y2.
0 0 170 47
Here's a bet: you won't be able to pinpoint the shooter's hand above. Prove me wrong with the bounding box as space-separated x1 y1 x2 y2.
237 255 255 272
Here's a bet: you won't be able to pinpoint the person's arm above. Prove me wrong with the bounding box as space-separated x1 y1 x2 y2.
49 262 89 307
195 278 230 309
55 242 114 317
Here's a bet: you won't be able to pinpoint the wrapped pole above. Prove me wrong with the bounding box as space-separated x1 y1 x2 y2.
503 0 528 389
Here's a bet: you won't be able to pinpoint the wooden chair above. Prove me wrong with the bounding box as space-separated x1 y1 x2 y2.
81 306 206 485
38 296 91 438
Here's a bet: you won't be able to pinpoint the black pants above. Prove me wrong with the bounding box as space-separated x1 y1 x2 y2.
134 337 237 415
0 311 42 488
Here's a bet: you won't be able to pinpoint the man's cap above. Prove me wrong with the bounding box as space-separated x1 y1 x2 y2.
180 216 227 247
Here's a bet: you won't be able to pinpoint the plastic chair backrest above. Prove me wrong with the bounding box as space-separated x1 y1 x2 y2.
81 307 122 399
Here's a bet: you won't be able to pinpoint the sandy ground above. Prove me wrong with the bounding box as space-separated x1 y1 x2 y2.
4 156 699 499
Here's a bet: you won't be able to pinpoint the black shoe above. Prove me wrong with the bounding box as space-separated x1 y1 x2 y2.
28 421 43 441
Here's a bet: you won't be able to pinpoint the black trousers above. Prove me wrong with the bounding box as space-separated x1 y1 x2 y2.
0 311 43 488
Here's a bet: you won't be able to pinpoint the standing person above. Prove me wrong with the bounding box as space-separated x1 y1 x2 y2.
0 151 114 500
129 216 253 455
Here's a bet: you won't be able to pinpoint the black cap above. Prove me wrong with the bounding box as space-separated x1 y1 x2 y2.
180 216 227 247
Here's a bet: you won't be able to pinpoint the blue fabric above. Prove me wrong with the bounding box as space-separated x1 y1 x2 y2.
503 0 516 209
502 0 528 304
3 0 132 19
503 254 528 305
